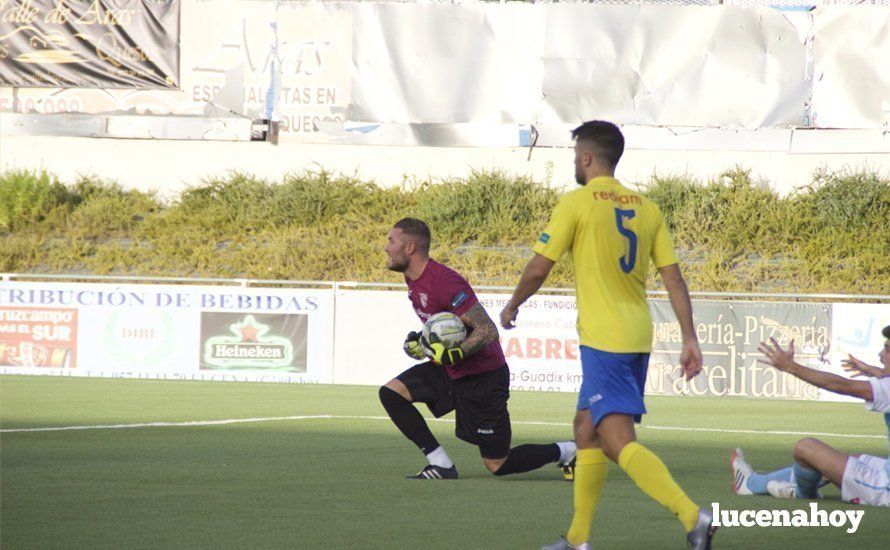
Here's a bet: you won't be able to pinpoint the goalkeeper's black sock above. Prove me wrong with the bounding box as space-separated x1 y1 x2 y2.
378 386 440 455
493 443 560 476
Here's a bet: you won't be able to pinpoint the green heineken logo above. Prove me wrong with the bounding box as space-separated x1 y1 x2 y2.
203 315 294 370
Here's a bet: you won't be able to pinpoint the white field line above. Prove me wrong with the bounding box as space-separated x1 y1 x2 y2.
0 414 885 440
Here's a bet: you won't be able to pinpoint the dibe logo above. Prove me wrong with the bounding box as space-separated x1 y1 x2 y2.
104 310 176 368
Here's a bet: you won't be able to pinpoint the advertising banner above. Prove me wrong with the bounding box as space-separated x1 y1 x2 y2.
336 290 835 401
826 303 890 403
332 288 419 386
0 282 334 383
478 293 581 393
0 0 180 89
2 281 883 399
199 312 308 373
479 295 834 401
0 0 352 138
649 300 831 401
0 306 77 367
333 290 581 390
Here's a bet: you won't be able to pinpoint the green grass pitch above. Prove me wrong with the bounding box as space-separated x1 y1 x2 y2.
1 375 887 549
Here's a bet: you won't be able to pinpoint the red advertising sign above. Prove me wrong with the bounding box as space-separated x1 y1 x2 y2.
0 307 78 368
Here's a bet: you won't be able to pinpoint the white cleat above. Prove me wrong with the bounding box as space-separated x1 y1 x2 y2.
766 480 797 499
730 447 754 495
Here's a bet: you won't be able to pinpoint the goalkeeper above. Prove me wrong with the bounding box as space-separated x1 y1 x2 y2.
378 218 576 480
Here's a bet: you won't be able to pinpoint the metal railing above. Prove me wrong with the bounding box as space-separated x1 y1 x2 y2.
3 273 887 302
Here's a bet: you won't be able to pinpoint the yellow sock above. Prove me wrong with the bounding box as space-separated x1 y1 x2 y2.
618 441 700 532
566 448 608 547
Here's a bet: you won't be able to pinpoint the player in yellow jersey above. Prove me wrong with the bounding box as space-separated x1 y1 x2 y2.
500 121 716 550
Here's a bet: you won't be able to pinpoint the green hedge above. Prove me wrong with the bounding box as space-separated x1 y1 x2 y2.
1 168 887 294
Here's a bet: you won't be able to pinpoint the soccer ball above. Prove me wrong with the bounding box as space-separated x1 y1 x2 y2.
422 312 467 348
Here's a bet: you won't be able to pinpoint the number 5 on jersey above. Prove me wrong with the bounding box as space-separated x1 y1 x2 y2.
614 208 637 273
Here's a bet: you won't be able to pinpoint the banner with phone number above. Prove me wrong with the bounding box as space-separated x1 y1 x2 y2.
1 281 885 403
0 282 334 383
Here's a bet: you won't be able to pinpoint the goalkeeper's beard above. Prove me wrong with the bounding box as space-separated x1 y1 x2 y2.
387 257 408 272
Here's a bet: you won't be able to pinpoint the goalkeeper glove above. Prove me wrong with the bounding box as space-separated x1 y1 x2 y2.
420 334 464 365
403 331 426 360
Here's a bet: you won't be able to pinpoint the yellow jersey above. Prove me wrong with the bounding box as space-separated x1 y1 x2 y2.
532 177 678 352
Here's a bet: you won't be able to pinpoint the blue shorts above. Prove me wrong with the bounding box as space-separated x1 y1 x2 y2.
577 346 649 427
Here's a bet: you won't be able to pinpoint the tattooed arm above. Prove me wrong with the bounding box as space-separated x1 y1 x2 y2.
458 303 499 357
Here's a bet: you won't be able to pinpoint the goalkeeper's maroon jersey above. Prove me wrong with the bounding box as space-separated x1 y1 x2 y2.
405 259 506 380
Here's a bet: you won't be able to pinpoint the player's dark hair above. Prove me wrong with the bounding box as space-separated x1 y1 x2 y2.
393 218 431 254
883 325 890 339
571 120 625 170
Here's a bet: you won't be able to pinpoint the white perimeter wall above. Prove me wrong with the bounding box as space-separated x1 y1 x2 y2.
2 133 888 198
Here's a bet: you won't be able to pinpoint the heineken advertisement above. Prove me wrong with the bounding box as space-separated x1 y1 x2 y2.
0 282 333 383
200 312 308 373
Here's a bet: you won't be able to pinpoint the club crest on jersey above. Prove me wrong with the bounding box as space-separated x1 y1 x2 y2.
419 292 428 307
450 291 468 309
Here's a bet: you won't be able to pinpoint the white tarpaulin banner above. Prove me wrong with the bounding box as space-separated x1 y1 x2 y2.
0 282 335 383
810 7 890 128
346 3 543 126
538 6 809 128
2 2 889 143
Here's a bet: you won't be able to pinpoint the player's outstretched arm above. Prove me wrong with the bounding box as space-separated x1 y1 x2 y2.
757 338 875 401
500 254 555 329
841 355 885 379
659 263 702 380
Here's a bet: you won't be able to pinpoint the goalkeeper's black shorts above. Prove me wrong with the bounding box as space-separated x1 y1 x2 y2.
396 362 511 459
